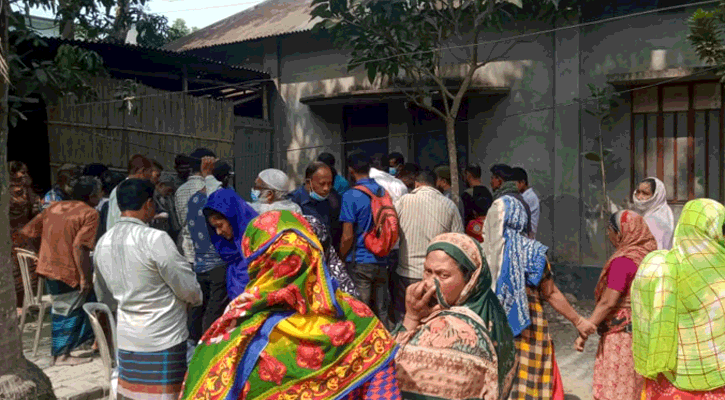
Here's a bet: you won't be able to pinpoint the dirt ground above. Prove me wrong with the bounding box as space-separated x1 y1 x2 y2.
543 295 598 400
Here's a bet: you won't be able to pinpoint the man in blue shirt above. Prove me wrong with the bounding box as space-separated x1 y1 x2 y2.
289 162 342 250
339 150 391 328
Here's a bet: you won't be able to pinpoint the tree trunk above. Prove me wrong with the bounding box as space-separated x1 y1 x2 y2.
445 117 460 208
597 129 608 219
0 2 56 398
111 0 132 43
59 0 75 39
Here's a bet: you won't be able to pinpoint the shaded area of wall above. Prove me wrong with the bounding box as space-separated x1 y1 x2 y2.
186 4 714 268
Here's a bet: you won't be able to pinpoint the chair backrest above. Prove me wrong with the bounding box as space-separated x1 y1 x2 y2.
82 302 118 381
15 248 38 306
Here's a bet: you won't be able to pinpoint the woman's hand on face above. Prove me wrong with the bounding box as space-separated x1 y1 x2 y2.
405 280 437 324
575 316 597 340
574 336 586 352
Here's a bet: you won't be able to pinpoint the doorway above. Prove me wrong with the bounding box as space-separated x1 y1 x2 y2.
8 105 51 193
410 99 469 180
343 104 389 170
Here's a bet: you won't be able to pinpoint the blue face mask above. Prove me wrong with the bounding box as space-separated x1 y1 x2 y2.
250 189 261 202
389 167 397 175
310 190 328 201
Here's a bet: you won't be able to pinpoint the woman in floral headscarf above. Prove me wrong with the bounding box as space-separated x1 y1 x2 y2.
632 199 725 399
575 210 657 400
181 210 400 400
394 232 517 400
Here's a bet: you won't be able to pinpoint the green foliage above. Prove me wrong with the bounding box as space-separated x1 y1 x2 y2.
582 83 619 219
310 0 580 118
310 0 580 207
134 11 171 48
166 18 197 43
688 1 725 81
4 0 194 128
7 9 107 126
584 83 618 129
581 83 618 163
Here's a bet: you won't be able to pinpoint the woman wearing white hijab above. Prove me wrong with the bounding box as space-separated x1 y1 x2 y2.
250 168 303 214
632 177 675 249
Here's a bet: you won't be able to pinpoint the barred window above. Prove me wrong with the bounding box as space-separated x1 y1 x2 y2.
631 82 723 203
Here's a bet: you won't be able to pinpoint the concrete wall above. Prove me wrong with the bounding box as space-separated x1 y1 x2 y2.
577 4 707 265
186 3 713 268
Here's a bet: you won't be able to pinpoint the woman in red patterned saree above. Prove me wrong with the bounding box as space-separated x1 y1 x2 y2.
575 210 657 400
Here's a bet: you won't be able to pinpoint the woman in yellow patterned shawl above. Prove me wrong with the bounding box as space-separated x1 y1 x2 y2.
632 198 725 399
180 210 400 400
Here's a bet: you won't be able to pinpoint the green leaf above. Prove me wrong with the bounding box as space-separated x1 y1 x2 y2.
583 152 601 162
367 64 377 84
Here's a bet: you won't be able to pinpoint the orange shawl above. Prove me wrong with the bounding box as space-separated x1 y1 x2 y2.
594 210 657 304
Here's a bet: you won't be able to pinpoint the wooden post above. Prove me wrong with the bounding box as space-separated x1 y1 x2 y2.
263 84 269 121
182 65 189 93
181 66 188 137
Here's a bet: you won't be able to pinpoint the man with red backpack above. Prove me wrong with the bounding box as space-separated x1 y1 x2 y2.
339 150 399 329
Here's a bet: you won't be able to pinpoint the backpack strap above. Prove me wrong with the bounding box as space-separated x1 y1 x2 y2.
350 185 379 264
353 185 374 198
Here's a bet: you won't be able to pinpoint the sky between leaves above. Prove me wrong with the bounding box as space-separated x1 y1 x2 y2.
28 0 266 32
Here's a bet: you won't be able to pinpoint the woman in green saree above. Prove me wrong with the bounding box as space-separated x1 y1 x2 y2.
632 198 725 399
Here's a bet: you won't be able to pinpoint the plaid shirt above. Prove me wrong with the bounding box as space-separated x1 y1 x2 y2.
174 175 222 263
41 186 69 211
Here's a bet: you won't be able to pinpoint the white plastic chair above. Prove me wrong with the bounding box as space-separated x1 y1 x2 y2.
16 248 51 357
82 302 118 400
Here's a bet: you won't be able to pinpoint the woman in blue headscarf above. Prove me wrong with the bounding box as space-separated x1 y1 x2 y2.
203 189 258 300
484 195 596 399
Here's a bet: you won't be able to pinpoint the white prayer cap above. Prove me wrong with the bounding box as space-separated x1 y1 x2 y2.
258 169 290 192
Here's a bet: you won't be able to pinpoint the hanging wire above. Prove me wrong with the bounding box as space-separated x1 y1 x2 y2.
49 64 719 164
20 0 717 112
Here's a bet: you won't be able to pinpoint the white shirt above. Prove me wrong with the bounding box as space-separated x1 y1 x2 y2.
94 217 203 352
105 184 124 232
482 199 507 290
369 167 408 202
521 188 540 239
251 199 302 214
96 197 109 212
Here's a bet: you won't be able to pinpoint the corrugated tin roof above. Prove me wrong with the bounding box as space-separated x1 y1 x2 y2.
49 37 268 75
163 0 319 52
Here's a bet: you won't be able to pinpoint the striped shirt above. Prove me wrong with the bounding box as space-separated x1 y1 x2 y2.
394 186 464 279
522 187 540 239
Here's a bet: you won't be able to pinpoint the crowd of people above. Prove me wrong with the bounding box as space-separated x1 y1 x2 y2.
8 146 725 400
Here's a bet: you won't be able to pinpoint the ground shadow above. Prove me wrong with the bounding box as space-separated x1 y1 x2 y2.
565 395 582 400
